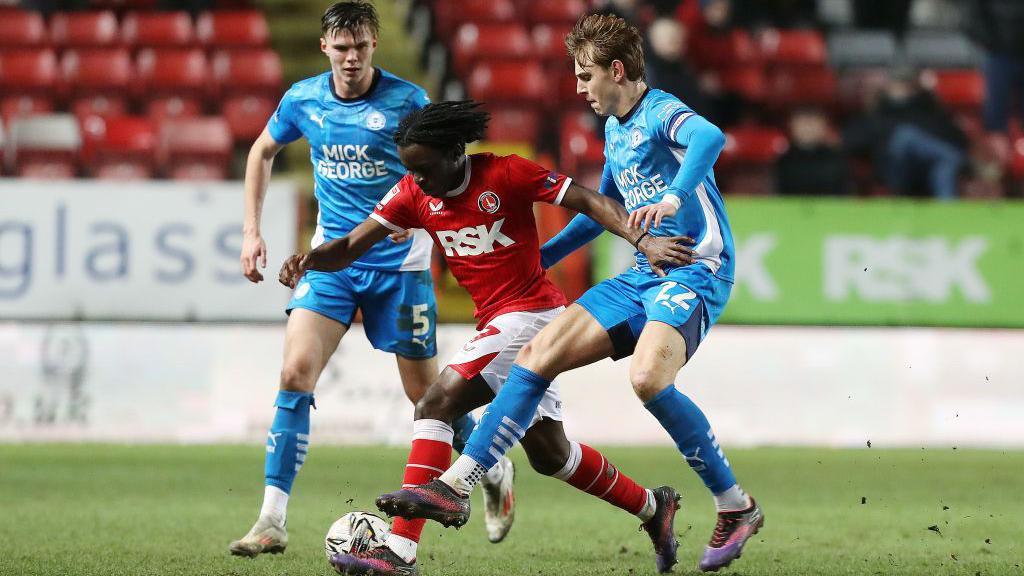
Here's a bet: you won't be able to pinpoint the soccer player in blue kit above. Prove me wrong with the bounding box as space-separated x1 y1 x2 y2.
380 14 764 573
229 1 512 557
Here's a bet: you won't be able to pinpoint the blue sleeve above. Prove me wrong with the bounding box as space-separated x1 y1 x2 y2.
655 104 725 204
539 165 622 269
408 86 430 111
267 88 302 144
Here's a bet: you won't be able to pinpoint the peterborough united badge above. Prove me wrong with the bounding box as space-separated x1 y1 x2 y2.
478 191 500 213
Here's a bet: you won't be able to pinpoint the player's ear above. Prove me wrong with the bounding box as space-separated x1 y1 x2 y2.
320 36 328 55
611 60 625 83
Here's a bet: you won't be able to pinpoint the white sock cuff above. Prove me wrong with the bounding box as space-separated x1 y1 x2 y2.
412 419 455 444
260 485 289 521
552 441 583 481
385 533 418 563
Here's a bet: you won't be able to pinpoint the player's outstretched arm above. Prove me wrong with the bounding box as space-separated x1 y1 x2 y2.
278 219 392 288
560 182 696 276
242 127 286 283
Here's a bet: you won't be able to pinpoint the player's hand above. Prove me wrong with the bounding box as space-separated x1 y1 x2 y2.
241 233 268 283
388 229 413 243
278 253 310 289
628 201 678 232
639 235 696 277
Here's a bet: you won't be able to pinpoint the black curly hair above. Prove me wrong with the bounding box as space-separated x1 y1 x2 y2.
393 100 490 158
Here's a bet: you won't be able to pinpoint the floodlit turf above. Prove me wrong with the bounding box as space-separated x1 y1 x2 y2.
1 445 1021 576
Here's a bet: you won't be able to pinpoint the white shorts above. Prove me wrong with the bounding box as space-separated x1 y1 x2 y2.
447 307 565 425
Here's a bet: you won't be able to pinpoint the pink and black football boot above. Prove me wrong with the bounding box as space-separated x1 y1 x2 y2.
376 478 471 528
640 486 682 573
329 546 418 576
698 497 764 572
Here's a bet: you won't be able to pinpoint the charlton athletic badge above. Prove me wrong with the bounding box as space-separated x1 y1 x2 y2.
478 191 500 213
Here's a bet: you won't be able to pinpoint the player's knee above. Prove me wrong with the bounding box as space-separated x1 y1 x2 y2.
525 446 569 477
630 369 670 402
413 383 455 422
516 336 560 375
279 360 318 393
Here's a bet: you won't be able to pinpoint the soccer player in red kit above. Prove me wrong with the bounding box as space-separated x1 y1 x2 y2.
279 101 697 575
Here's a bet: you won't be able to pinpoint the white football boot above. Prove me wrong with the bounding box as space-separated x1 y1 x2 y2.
229 515 288 557
480 456 515 543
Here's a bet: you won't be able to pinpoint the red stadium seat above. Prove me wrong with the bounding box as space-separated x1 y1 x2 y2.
136 48 210 99
211 49 283 97
7 113 81 178
559 112 605 175
144 96 203 123
196 10 270 47
160 117 232 180
524 0 587 25
432 0 517 39
758 29 827 66
716 66 768 102
923 69 984 110
533 23 574 63
1 96 53 124
0 9 47 47
61 49 133 99
718 125 788 167
691 30 759 69
486 108 541 144
466 61 547 107
80 115 157 179
765 67 838 109
451 23 532 76
122 11 195 47
0 50 58 96
50 11 120 47
222 94 276 142
71 96 129 122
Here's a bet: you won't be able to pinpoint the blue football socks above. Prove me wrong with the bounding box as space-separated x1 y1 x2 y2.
264 390 314 493
463 365 550 469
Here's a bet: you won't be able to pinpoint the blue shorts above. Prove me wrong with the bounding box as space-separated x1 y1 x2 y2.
576 264 732 361
286 267 437 359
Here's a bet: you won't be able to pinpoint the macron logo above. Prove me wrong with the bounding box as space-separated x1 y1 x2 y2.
436 218 515 257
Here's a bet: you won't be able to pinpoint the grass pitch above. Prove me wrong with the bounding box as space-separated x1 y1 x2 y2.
1 444 1020 576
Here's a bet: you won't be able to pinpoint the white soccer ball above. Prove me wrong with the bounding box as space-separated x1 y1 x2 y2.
324 511 390 559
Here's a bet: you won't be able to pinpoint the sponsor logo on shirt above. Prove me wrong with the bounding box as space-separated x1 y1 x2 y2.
436 218 515 257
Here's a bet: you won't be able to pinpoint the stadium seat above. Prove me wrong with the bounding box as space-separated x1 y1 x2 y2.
466 61 547 107
532 23 574 63
905 31 981 69
222 95 276 142
828 30 897 68
6 113 81 178
1 96 54 124
691 30 758 70
718 125 788 167
432 0 518 39
923 69 984 110
196 10 270 47
136 48 210 99
160 117 232 180
486 108 541 144
0 9 47 47
0 50 59 96
144 96 203 123
451 23 532 76
523 0 587 25
765 67 838 109
716 66 768 103
211 49 283 98
559 112 605 175
71 96 129 122
122 11 195 48
50 11 120 47
758 29 827 67
80 115 157 179
60 49 133 100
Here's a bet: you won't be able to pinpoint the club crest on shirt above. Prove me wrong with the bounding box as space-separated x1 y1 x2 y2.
366 111 386 130
478 191 500 214
630 127 644 148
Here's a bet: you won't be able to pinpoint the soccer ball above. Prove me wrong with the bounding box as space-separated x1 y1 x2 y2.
324 511 390 559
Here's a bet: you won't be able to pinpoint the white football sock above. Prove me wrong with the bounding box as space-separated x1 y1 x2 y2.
637 488 657 522
385 533 417 563
713 484 750 512
439 455 488 497
260 485 289 524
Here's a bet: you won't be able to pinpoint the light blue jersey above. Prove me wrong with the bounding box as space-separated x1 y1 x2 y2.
602 88 735 282
268 68 432 271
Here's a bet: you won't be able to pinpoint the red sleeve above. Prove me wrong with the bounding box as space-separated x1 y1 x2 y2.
503 154 572 205
371 176 421 231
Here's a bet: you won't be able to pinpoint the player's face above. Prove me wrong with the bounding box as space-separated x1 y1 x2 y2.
398 144 461 198
575 60 620 116
321 27 377 87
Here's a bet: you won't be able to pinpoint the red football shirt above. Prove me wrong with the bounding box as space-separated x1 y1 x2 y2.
371 153 571 328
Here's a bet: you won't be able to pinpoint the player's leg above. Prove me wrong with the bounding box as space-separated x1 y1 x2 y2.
520 418 682 573
631 271 763 572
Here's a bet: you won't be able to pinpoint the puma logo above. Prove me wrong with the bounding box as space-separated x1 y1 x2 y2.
309 112 326 128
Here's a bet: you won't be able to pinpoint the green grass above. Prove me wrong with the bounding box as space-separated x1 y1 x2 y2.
1 445 1021 576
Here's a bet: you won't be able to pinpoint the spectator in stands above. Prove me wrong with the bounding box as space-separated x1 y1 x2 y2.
645 18 711 117
843 67 967 200
776 107 849 195
963 0 1024 164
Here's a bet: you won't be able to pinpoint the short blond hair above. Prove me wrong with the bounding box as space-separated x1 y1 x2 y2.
565 14 645 81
